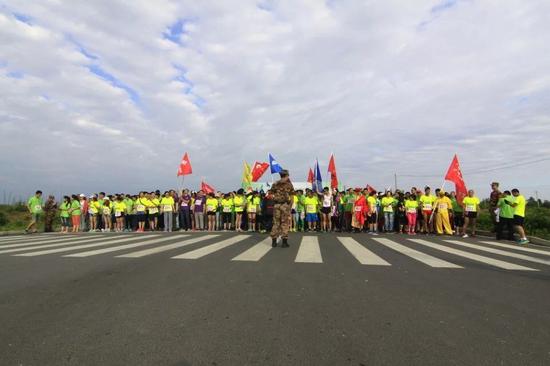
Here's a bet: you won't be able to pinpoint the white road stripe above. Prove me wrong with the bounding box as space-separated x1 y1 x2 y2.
116 235 219 258
0 235 27 242
408 239 537 271
295 236 323 263
0 235 132 255
0 235 78 246
13 235 157 256
480 241 550 257
171 235 249 259
0 235 104 249
337 237 391 266
232 238 272 262
444 240 550 266
63 236 187 257
373 238 462 268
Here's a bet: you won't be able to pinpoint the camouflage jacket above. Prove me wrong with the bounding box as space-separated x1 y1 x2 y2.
271 180 294 203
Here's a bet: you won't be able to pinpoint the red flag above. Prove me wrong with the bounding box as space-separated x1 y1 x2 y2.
177 152 193 177
251 161 269 182
201 181 215 194
327 154 339 189
307 168 314 183
444 154 467 203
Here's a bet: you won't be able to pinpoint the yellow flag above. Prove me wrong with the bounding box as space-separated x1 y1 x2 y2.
242 161 252 189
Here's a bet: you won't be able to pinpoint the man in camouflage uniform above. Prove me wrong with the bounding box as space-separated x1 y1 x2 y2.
270 170 294 248
43 195 58 233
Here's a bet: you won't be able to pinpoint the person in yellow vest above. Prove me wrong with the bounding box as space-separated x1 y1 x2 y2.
247 192 261 232
233 189 246 232
434 190 453 235
88 195 100 232
420 186 436 234
135 191 148 232
507 188 529 245
206 193 219 231
147 192 160 231
113 195 127 232
220 194 234 231
303 190 319 232
160 191 175 232
462 189 480 238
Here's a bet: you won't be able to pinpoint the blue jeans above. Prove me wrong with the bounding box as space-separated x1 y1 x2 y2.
384 212 394 232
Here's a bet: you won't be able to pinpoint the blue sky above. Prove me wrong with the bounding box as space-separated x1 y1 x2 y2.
0 0 549 201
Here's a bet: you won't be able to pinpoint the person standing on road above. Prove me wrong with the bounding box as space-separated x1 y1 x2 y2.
25 190 43 233
462 190 480 238
160 191 175 232
420 187 436 234
506 189 529 245
450 191 464 236
59 196 71 233
405 194 418 235
497 190 514 241
489 182 501 232
270 170 294 248
43 195 57 233
434 190 453 235
69 194 82 233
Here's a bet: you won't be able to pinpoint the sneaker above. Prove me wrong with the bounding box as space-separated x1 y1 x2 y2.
372 232 379 236
518 239 529 245
462 234 469 238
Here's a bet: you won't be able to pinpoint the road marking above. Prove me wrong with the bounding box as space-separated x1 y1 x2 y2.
408 239 538 271
0 235 78 246
337 237 391 266
295 236 323 263
63 236 187 257
171 235 249 259
0 235 132 255
444 240 550 266
232 238 272 262
373 238 462 268
13 236 157 256
0 235 101 249
117 235 219 258
0 235 28 242
480 241 550 257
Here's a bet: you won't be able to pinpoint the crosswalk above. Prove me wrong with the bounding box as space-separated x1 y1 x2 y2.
1 233 550 272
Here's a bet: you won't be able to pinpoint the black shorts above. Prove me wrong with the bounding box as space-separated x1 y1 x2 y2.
454 214 464 227
320 207 331 214
207 212 216 216
137 213 146 222
513 215 524 226
466 212 477 219
368 214 377 224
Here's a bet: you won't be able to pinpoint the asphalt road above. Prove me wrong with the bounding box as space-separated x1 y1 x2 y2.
0 232 549 366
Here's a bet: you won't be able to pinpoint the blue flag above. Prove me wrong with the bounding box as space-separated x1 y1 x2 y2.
269 153 282 174
313 159 323 192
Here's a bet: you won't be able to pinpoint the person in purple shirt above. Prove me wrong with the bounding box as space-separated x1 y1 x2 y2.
193 190 206 230
179 189 191 231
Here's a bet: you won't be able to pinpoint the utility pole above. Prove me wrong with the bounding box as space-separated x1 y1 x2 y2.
394 173 398 191
535 190 540 207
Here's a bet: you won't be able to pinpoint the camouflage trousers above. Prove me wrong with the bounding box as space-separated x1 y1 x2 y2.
271 203 291 239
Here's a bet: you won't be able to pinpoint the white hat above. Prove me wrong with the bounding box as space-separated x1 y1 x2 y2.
89 195 95 199
104 196 110 200
79 194 85 197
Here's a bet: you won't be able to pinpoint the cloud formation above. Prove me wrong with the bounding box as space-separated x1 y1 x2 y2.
1 0 550 200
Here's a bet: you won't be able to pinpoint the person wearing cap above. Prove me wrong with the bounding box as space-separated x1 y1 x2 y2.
303 189 319 232
43 195 57 233
270 169 294 248
434 190 453 235
351 188 367 232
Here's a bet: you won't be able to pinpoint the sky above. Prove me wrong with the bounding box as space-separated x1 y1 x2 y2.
1 0 550 202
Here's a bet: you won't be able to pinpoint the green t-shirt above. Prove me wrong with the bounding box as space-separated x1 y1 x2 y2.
295 195 305 212
124 198 134 214
70 200 81 216
498 196 514 219
59 202 70 218
28 196 43 214
344 194 355 212
451 198 463 213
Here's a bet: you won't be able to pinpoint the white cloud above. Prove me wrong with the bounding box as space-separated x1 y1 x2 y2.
1 0 550 200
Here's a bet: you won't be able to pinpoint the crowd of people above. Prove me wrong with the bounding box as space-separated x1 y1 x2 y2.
24 181 529 244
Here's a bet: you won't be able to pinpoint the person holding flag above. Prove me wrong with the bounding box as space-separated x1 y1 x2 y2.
434 190 453 235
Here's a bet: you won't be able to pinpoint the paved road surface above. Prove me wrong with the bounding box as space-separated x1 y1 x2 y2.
1 232 549 366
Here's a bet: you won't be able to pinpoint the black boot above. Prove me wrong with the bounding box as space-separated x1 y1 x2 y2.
281 238 289 248
272 237 277 247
